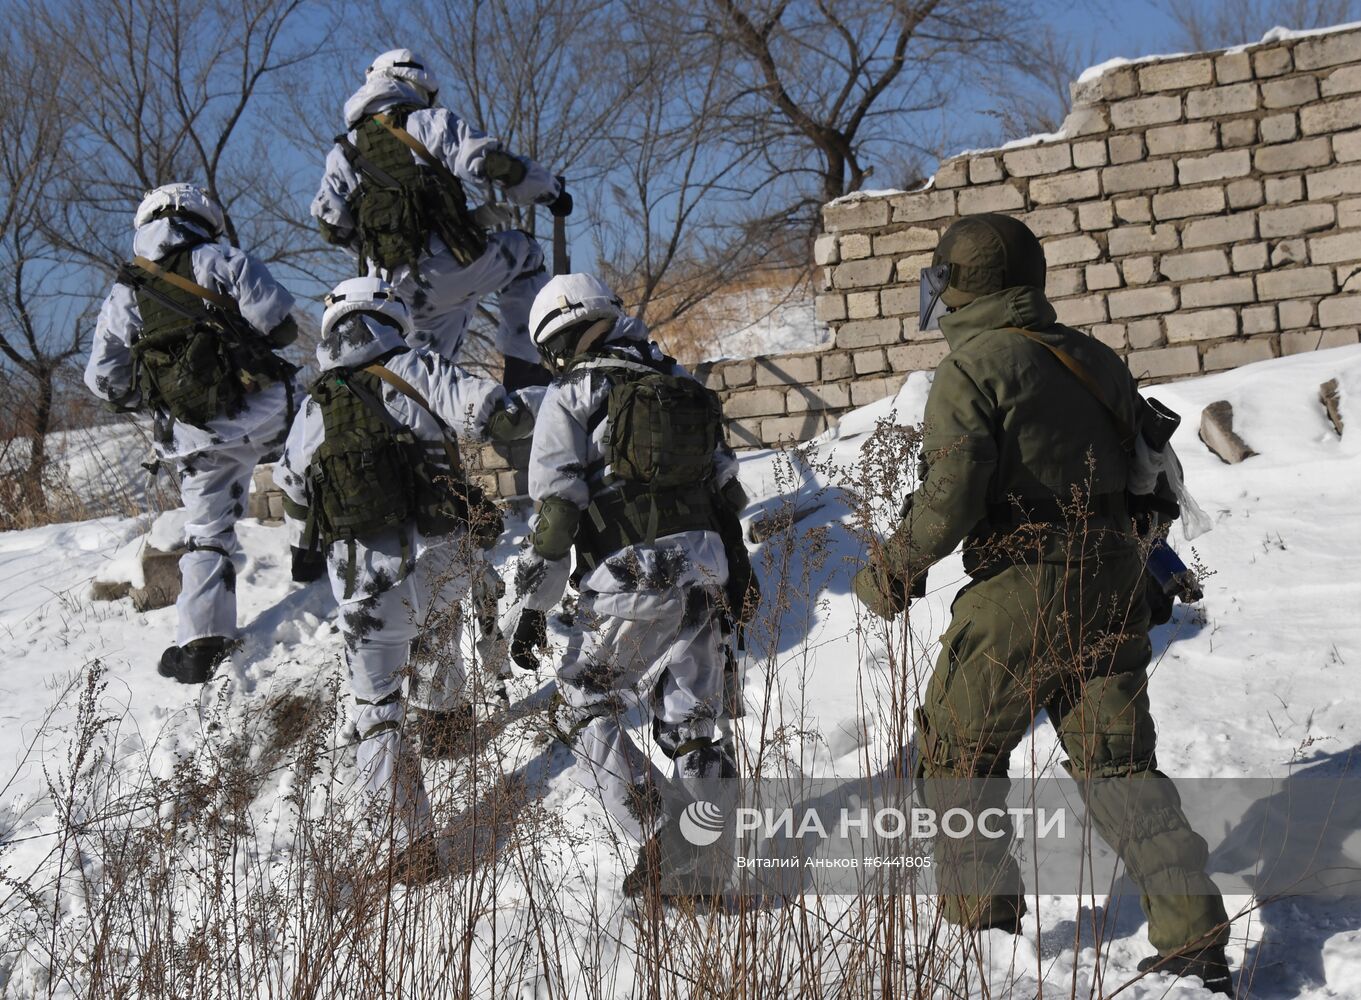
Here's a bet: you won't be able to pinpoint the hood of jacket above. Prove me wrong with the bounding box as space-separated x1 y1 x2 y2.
938 285 1058 352
131 217 216 261
316 312 408 370
343 77 431 128
603 314 649 345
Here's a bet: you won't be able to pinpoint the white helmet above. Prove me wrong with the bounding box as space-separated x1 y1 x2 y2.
322 276 412 339
318 276 412 369
529 273 623 370
366 48 438 102
134 183 225 236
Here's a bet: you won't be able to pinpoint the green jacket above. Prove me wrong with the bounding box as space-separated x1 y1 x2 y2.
883 285 1142 585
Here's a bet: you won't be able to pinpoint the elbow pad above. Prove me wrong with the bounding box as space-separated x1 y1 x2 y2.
530 495 581 561
267 315 299 348
486 403 535 443
482 149 528 187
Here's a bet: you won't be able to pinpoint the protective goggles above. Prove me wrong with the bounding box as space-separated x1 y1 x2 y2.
918 263 951 332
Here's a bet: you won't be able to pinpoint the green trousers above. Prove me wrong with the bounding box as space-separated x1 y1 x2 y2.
915 552 1229 955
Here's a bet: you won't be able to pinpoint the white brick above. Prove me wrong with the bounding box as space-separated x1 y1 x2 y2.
1227 178 1265 209
1128 345 1200 379
1265 175 1305 204
1319 296 1361 327
839 233 872 260
815 294 846 323
1053 295 1109 326
1278 299 1315 329
1152 187 1227 220
934 158 969 189
845 291 879 319
833 257 894 289
1139 58 1213 92
873 227 940 255
852 349 887 375
1158 249 1230 282
1103 160 1177 194
1182 213 1256 248
1114 197 1152 223
1343 198 1361 229
813 234 839 265
1046 268 1085 298
957 182 1026 214
1259 203 1336 238
1262 75 1320 108
1308 166 1361 200
1122 256 1157 285
1204 340 1275 371
1186 83 1259 118
1109 134 1146 164
1045 234 1102 265
1073 140 1108 168
1146 121 1217 156
786 382 850 411
1091 324 1127 349
1260 112 1299 144
1181 278 1257 308
1294 29 1361 70
1255 137 1334 173
1031 169 1101 205
823 197 890 232
1336 130 1361 162
1109 286 1178 319
1085 263 1122 290
1310 231 1361 265
1109 224 1180 256
1232 243 1270 272
969 156 1003 184
1128 319 1164 348
1221 119 1259 147
1253 47 1293 78
1323 65 1361 97
1177 149 1252 184
1001 143 1072 177
1110 94 1183 129
886 342 950 372
1165 308 1238 343
724 388 786 418
889 190 955 223
1301 96 1361 135
1078 201 1116 230
1021 206 1078 237
1217 51 1252 84
1283 328 1359 353
1255 266 1337 300
1242 304 1278 334
835 318 900 348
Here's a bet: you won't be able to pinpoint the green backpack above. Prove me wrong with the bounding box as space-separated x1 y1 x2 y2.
126 245 246 428
340 108 487 271
575 358 725 565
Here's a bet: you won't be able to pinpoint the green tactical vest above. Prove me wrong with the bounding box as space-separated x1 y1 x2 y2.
306 369 469 593
349 107 487 271
128 243 245 428
574 358 724 568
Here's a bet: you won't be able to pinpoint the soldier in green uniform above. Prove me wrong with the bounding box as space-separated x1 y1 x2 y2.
853 214 1233 995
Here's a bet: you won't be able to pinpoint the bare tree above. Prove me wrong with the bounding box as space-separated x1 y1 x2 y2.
981 25 1098 140
1159 0 1361 49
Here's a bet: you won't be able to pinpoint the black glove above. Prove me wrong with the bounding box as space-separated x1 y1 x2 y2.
510 609 547 672
548 178 573 218
291 546 326 583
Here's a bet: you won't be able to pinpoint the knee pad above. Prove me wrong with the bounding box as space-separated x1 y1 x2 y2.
914 706 1009 779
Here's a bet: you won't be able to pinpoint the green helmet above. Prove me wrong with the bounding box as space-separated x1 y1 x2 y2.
919 213 1046 330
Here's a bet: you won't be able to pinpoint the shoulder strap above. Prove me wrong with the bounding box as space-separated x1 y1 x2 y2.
373 113 463 190
362 363 464 474
569 357 664 377
334 134 403 188
1003 326 1136 448
130 254 236 312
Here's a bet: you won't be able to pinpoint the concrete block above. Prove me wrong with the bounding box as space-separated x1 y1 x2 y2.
1308 165 1361 200
890 190 956 223
1262 75 1320 108
1108 224 1180 256
839 233 872 260
1109 133 1147 164
845 290 880 320
1253 46 1293 78
820 351 853 382
1279 299 1315 329
1031 169 1101 204
813 234 840 265
853 349 888 375
1091 323 1127 349
1199 400 1256 462
886 342 950 372
1045 267 1085 298
957 182 1026 214
1073 140 1108 168
1085 262 1123 290
1258 203 1336 238
934 158 970 189
1045 234 1102 265
1186 82 1259 118
1128 345 1201 380
1022 206 1078 237
895 252 935 282
1165 308 1238 343
835 318 901 350
1114 197 1152 223
755 355 820 387
1078 201 1116 231
723 388 786 418
1301 95 1361 135
1220 118 1258 148
1260 112 1299 144
873 226 940 255
1232 243 1271 272
786 382 851 412
1204 339 1275 371
1177 149 1252 184
1336 129 1361 162
815 293 847 323
969 156 1003 184
1254 137 1333 173
1053 295 1109 326
1111 94 1183 129
880 285 921 318
833 257 894 289
1323 64 1361 97
722 359 756 388
1181 277 1258 308
1121 256 1158 285
1293 28 1361 70
1108 286 1178 319
1343 198 1361 228
1270 238 1309 268
1255 266 1337 300
823 196 891 232
1227 178 1265 209
1002 143 1072 176
1242 304 1278 333
1265 175 1305 204
1182 213 1257 248
1103 160 1177 194
1139 58 1213 92
1158 249 1230 282
1152 186 1227 220
1319 296 1361 327
1127 319 1162 348
1310 231 1361 265
1146 121 1217 156
1216 51 1252 84
132 545 185 613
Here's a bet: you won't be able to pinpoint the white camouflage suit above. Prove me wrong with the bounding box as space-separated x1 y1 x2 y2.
274 316 526 847
84 217 296 648
312 77 561 365
513 318 740 843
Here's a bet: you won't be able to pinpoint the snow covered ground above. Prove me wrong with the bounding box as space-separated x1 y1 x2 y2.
3 344 1361 997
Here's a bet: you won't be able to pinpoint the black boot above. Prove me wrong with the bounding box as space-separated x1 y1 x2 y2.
414 704 476 759
1137 946 1233 996
158 637 229 684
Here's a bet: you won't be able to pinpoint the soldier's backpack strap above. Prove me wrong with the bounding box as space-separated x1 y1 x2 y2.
362 364 464 476
1003 326 1136 450
130 255 237 312
373 114 464 191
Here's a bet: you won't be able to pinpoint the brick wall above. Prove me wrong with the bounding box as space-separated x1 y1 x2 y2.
700 24 1361 450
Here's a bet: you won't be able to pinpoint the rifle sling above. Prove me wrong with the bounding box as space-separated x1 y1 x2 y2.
1003 326 1136 448
362 364 464 475
373 114 465 193
131 255 236 312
